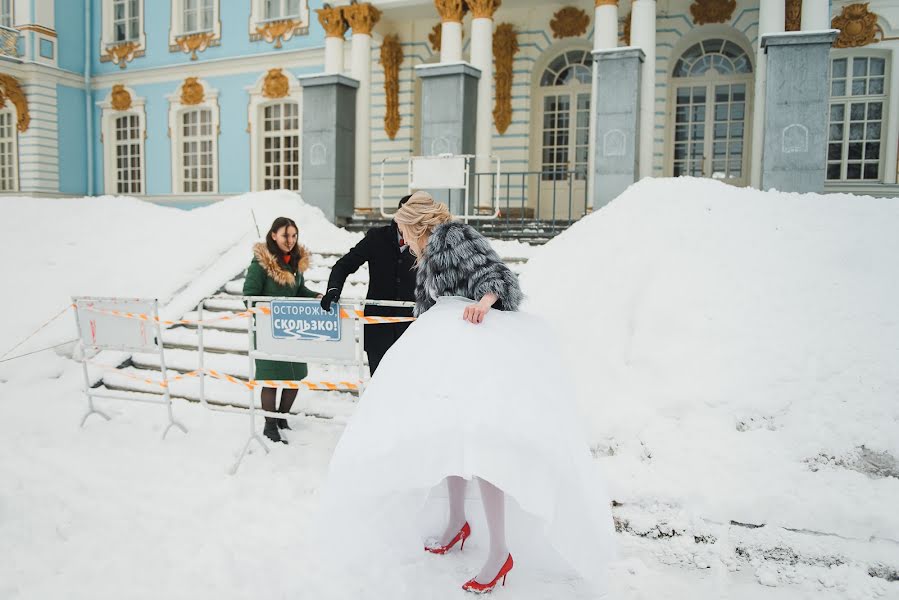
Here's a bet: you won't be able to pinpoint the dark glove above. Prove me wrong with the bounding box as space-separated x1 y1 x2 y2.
320 288 340 311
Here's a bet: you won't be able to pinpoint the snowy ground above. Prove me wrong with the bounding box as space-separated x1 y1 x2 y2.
1 182 898 599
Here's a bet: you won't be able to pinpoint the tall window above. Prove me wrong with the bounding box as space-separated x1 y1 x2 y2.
114 114 143 194
0 109 17 191
113 0 140 43
264 0 300 20
827 55 887 182
538 50 592 181
180 108 215 192
1 0 12 28
183 0 214 33
669 38 753 185
262 102 300 190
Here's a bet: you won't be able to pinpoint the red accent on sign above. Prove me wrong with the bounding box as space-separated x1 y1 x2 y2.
90 320 97 344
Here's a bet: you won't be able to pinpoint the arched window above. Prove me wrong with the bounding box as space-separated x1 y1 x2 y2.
261 101 300 191
0 106 17 191
669 38 753 185
537 49 592 181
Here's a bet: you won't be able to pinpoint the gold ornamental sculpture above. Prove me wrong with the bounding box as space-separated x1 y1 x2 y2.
110 84 133 111
174 31 216 60
180 77 205 106
832 3 883 48
380 34 404 140
785 0 802 31
465 0 501 19
256 18 303 48
550 7 590 39
105 41 141 69
344 2 382 35
434 0 467 23
316 5 349 38
0 74 30 132
622 10 631 45
492 23 518 135
689 0 736 25
262 68 290 99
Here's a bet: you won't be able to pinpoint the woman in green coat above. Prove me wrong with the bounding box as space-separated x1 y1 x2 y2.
243 216 320 444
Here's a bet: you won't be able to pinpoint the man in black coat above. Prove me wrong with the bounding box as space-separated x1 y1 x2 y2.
320 196 417 375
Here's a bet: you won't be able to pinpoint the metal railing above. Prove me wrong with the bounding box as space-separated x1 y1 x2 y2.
462 169 591 237
0 25 19 59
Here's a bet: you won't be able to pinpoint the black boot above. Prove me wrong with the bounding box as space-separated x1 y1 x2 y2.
263 419 286 444
277 418 291 431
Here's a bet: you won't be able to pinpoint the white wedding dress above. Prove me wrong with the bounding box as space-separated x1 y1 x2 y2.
311 296 615 595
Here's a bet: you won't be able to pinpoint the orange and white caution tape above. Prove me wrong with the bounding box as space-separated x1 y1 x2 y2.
77 304 414 326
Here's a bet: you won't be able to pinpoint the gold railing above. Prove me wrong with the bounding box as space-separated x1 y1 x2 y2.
0 25 19 59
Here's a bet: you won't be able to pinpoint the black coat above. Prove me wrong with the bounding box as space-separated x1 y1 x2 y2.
325 221 417 356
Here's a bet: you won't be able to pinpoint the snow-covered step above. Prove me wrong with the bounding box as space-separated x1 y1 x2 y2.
98 367 360 422
130 349 366 381
163 326 249 354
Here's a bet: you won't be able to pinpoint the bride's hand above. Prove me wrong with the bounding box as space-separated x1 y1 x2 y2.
463 294 497 324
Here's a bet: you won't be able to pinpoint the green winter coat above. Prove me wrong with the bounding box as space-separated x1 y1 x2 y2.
243 242 319 381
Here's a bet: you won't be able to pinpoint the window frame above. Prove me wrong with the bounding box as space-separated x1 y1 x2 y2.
248 0 309 41
247 70 303 192
100 0 146 61
100 87 147 195
1 0 13 28
825 49 890 184
0 105 19 192
168 79 220 194
169 0 221 49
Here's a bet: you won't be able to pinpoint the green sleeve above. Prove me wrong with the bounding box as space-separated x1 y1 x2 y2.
296 273 319 298
243 260 265 296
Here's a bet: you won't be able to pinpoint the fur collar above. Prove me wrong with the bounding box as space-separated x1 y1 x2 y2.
252 242 310 287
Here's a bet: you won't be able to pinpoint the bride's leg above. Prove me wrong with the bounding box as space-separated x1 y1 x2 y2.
437 475 468 545
475 477 510 583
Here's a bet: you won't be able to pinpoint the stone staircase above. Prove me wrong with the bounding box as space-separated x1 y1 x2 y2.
92 248 530 421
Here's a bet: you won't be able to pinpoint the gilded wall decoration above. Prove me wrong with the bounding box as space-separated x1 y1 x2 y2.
465 0 500 19
255 18 303 48
622 10 631 45
110 84 133 111
316 5 348 38
833 3 884 48
550 7 590 39
344 2 382 35
174 31 216 60
689 0 737 25
785 0 802 31
105 41 141 68
0 74 30 132
492 23 518 135
379 34 404 140
262 69 290 99
434 0 467 23
180 78 205 105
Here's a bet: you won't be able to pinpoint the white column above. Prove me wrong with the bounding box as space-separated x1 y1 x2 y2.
750 0 785 188
801 0 831 30
630 0 656 179
352 31 372 206
441 21 463 62
325 36 345 74
471 16 493 198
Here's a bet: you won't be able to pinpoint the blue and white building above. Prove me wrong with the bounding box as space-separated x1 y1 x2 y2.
0 0 897 217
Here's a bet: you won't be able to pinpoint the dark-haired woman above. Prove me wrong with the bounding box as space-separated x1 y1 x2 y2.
243 217 321 444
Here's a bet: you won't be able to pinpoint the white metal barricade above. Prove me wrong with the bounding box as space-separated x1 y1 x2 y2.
193 296 414 474
378 153 502 221
72 296 188 439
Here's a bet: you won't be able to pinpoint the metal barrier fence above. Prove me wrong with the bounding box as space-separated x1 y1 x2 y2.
437 169 591 235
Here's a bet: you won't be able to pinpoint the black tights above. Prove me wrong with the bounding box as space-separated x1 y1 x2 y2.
260 387 298 422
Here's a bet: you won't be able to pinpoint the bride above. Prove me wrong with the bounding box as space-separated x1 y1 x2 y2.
314 191 615 594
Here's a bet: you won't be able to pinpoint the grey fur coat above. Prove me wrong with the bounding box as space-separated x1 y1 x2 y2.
414 221 523 316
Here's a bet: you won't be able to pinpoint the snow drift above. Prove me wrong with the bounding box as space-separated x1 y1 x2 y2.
521 177 899 544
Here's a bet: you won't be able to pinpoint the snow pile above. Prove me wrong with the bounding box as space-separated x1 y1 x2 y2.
0 191 360 374
521 177 899 552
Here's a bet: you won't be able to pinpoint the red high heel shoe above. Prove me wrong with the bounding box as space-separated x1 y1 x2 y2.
462 554 514 594
424 521 471 554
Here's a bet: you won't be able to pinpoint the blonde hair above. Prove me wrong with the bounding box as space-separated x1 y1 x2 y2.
393 191 453 249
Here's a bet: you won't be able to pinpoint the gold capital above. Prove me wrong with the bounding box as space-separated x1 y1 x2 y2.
465 0 501 19
435 0 466 23
316 5 348 38
344 2 382 35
